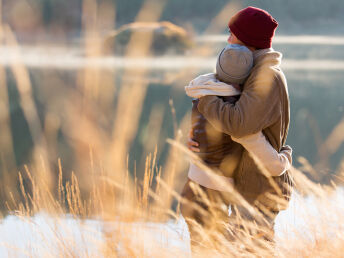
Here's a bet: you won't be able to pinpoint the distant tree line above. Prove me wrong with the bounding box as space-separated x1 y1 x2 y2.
2 0 344 37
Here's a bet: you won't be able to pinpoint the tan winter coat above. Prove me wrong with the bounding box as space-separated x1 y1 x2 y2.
197 49 292 211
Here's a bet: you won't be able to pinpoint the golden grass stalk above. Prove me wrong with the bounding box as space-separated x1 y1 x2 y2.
1 0 344 257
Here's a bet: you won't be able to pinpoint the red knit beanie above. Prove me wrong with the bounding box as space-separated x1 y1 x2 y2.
228 6 278 49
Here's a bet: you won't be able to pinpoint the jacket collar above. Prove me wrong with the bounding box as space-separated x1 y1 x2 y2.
253 48 282 67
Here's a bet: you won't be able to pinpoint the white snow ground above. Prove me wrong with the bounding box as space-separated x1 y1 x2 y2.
1 188 344 257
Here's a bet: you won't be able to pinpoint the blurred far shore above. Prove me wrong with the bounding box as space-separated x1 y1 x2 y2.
3 0 344 45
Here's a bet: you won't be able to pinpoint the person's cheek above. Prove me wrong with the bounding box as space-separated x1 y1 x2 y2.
227 35 233 44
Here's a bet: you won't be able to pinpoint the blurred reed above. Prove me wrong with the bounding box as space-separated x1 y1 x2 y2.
0 0 344 257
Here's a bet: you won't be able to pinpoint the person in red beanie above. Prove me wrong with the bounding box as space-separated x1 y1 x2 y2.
228 6 278 49
181 6 293 250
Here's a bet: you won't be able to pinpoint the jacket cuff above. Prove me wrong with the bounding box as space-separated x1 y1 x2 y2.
198 95 218 113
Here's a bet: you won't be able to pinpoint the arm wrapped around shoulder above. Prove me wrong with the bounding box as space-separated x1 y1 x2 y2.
197 72 281 138
232 132 292 176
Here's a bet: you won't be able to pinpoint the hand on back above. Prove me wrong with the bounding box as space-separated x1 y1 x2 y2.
187 129 200 152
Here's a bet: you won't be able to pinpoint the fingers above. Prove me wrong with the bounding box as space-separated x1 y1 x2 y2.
188 140 199 147
188 138 200 152
188 129 200 152
189 146 200 152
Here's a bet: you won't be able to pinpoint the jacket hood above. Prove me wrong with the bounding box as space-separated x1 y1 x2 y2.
253 48 282 67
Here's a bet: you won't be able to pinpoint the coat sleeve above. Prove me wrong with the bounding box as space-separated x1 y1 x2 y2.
197 72 281 138
232 132 292 176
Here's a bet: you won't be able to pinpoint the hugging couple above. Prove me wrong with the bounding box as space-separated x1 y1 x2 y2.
181 6 293 248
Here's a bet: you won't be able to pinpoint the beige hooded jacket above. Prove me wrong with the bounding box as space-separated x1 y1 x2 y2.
197 49 293 211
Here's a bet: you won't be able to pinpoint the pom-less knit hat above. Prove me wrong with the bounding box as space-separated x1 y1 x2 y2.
216 44 253 84
228 6 278 49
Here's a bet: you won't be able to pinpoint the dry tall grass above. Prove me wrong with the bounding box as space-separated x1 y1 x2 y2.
1 0 344 257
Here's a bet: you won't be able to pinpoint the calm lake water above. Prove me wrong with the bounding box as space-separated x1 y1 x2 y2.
2 35 344 183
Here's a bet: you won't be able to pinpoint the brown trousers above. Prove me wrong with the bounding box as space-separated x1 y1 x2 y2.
180 179 278 250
